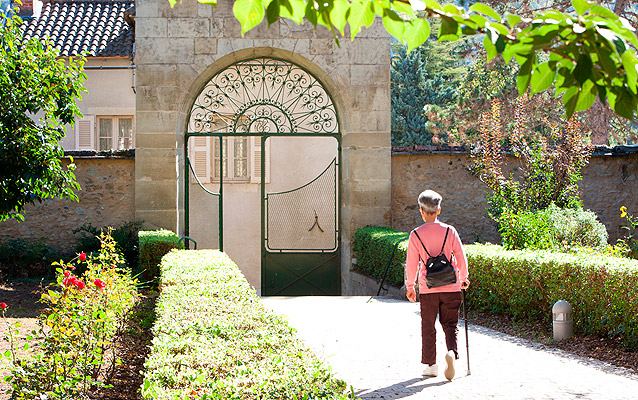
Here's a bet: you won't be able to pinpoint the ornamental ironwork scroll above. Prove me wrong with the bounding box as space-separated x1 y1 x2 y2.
188 58 338 135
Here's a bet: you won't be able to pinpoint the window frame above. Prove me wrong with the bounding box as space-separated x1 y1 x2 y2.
96 115 135 151
212 136 250 183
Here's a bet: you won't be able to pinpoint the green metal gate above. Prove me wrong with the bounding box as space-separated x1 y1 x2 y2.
185 57 341 296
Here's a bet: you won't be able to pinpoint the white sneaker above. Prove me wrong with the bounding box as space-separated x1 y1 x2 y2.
444 350 455 381
422 364 438 377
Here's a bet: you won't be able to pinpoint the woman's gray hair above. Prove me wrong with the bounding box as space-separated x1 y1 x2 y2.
418 190 442 214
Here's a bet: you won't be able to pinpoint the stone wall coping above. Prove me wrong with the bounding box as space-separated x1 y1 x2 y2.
64 149 135 159
392 144 638 157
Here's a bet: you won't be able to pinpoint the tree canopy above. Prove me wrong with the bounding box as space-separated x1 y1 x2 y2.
175 0 638 121
0 11 86 221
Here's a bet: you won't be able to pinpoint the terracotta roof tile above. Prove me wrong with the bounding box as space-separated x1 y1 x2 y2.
21 0 134 58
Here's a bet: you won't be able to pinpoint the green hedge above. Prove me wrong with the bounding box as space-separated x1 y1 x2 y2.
142 250 354 400
467 243 638 348
138 230 183 285
353 226 638 348
352 226 409 287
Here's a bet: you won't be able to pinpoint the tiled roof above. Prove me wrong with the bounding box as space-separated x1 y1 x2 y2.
21 0 135 57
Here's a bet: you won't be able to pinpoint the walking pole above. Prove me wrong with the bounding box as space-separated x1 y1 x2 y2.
462 288 471 375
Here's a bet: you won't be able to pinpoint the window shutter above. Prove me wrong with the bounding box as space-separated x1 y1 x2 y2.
190 136 211 183
75 116 95 150
250 137 270 183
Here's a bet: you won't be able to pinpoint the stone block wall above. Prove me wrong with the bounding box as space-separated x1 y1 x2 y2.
135 0 392 292
0 155 135 253
391 150 638 244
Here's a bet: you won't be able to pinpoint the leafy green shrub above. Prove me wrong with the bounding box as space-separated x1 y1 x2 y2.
0 236 60 278
138 230 183 286
2 231 139 398
73 221 143 270
499 208 555 250
499 204 608 250
352 226 409 287
467 243 638 348
546 205 608 250
142 250 354 400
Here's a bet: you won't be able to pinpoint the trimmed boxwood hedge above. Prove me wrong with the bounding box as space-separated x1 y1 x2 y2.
352 226 409 287
138 229 183 285
142 250 355 400
353 226 638 348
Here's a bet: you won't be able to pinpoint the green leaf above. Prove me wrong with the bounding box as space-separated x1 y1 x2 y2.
443 3 462 15
423 0 444 12
349 0 375 39
439 16 459 42
517 54 535 95
469 14 487 27
572 0 594 15
563 85 580 118
469 3 501 21
613 89 638 119
487 22 510 36
3 350 10 358
304 1 318 27
329 0 349 35
530 62 556 94
23 343 29 351
591 5 618 20
404 18 430 52
279 0 305 23
483 35 497 61
573 54 593 84
233 0 265 35
621 52 638 94
575 80 597 111
266 0 280 26
596 46 619 77
382 9 405 41
197 0 217 5
392 0 414 15
505 14 522 28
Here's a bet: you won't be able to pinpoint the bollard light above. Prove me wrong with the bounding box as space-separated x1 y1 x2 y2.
552 300 573 341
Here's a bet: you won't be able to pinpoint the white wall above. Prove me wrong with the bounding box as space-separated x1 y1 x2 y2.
61 57 136 150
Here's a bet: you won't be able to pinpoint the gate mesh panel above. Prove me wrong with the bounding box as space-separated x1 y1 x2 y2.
266 159 337 251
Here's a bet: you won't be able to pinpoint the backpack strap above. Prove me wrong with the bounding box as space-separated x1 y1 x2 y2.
412 230 431 258
439 228 450 256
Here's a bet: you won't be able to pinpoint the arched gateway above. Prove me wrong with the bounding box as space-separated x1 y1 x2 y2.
185 57 341 296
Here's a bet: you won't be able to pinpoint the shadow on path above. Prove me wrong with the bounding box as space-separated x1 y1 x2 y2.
356 377 452 400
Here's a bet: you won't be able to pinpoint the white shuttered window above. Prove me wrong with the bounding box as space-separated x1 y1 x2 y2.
75 116 95 150
189 136 269 184
190 136 211 183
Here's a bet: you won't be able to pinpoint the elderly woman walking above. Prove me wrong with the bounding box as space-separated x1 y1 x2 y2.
405 189 470 381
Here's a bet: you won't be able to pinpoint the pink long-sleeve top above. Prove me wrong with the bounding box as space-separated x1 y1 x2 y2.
405 221 468 294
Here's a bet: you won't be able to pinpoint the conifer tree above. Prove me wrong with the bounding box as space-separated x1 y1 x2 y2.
391 46 455 146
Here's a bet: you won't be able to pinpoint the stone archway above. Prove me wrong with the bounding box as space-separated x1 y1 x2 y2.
184 56 341 295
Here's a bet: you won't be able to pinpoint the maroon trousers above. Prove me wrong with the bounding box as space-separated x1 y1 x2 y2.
419 291 463 365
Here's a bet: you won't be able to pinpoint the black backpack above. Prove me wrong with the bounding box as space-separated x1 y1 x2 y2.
413 228 457 289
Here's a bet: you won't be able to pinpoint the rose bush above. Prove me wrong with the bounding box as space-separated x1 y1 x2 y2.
1 230 138 399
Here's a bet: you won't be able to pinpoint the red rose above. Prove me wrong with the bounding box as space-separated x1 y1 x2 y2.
0 303 7 310
74 279 85 290
63 271 71 277
93 279 106 290
63 277 73 287
79 252 86 262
